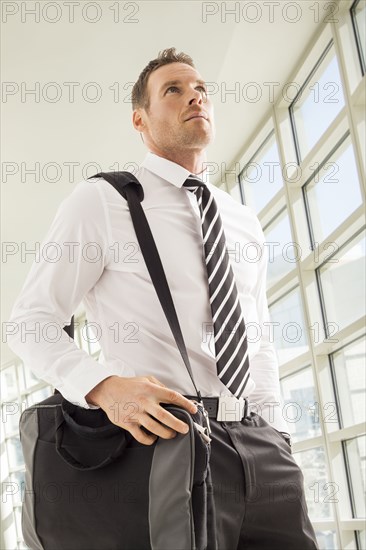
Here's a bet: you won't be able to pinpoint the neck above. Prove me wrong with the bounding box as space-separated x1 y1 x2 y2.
148 147 207 175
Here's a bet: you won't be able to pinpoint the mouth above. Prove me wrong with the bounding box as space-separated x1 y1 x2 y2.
185 113 208 122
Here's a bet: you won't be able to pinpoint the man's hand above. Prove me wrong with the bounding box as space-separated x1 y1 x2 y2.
85 375 198 445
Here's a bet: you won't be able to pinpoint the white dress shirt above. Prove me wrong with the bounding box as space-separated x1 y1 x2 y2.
7 152 288 432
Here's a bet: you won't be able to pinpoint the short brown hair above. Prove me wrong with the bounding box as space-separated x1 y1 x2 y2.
131 47 195 111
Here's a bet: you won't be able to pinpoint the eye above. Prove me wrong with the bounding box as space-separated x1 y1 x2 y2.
166 86 180 94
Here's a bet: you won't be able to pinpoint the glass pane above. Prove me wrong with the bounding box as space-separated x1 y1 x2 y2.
315 531 338 550
74 325 82 349
9 471 25 506
280 367 322 443
2 402 21 436
264 210 295 287
7 437 24 470
18 363 40 392
345 435 366 518
318 231 366 332
291 45 345 160
26 386 52 406
17 363 26 392
240 132 283 213
25 364 41 388
14 505 22 540
332 336 366 428
85 322 102 355
1 365 18 400
304 137 362 244
79 320 102 354
352 0 366 72
294 446 334 520
229 182 243 204
269 287 308 365
357 529 365 550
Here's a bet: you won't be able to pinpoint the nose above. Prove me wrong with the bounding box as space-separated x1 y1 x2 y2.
188 88 205 105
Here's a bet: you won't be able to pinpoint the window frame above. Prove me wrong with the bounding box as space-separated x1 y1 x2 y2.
351 0 366 76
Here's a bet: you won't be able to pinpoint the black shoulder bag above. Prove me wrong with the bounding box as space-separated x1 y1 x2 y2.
19 172 217 550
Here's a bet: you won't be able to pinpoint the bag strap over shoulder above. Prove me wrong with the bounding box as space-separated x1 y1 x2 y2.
63 171 202 401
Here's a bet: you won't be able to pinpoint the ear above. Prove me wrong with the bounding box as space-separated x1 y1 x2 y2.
132 108 146 133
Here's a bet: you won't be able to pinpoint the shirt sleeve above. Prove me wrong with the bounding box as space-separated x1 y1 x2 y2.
247 215 289 433
6 180 121 408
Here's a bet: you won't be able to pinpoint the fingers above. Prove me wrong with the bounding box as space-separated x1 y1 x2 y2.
146 375 167 388
117 403 191 445
125 409 187 446
158 387 198 415
100 376 199 446
139 384 198 437
143 414 178 439
150 404 190 435
120 401 189 439
142 377 197 415
128 426 157 446
123 412 178 446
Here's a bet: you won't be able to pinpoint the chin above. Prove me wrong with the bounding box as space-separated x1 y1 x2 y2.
188 132 214 148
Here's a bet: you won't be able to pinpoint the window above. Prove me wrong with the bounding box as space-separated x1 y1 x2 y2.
263 209 296 287
280 367 322 443
239 131 283 214
290 42 345 162
6 437 24 470
303 134 362 246
317 231 366 334
269 287 308 365
344 435 366 518
81 320 102 355
293 446 334 520
351 0 366 74
357 530 365 549
26 386 52 406
18 363 40 393
331 336 366 428
2 402 20 436
315 531 338 550
1 365 17 400
228 181 243 204
314 531 338 550
1 313 98 550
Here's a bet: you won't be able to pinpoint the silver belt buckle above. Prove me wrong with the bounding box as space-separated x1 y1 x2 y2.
216 395 245 422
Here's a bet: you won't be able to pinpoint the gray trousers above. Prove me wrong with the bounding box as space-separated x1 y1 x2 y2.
208 412 319 550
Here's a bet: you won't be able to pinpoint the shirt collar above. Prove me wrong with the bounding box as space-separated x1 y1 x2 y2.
140 151 210 188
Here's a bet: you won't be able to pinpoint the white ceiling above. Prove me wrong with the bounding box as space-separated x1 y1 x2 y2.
2 0 332 363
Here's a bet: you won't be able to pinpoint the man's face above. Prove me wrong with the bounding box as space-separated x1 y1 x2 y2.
133 62 215 155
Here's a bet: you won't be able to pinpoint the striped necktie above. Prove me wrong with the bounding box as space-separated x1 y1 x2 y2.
183 175 250 398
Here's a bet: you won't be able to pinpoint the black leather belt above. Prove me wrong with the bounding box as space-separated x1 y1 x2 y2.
184 395 249 421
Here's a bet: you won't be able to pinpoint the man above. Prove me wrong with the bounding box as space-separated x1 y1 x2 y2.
8 48 318 549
